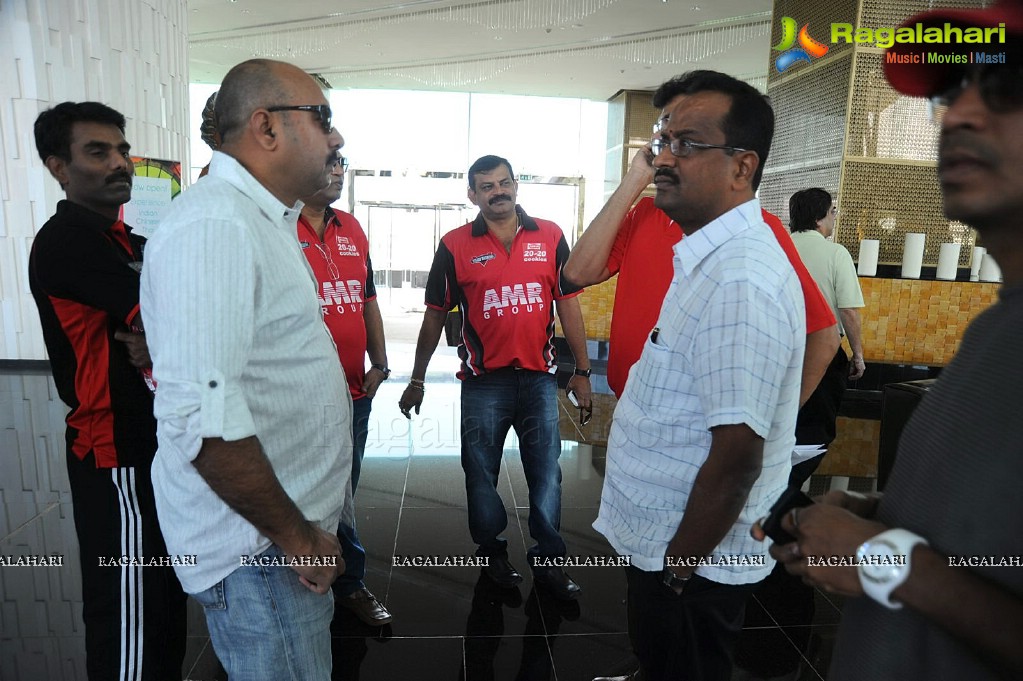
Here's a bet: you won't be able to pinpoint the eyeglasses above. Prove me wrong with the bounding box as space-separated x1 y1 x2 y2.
333 154 350 172
651 136 748 158
928 62 1023 124
266 104 333 133
313 242 340 281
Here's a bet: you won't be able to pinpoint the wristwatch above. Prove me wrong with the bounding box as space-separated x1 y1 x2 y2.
662 566 692 592
573 367 591 378
856 528 928 609
371 363 391 379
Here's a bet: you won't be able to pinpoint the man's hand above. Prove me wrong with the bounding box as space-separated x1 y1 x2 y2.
625 144 656 184
114 329 152 369
398 382 424 419
765 503 886 597
566 374 592 410
362 367 386 399
849 354 866 380
287 524 345 594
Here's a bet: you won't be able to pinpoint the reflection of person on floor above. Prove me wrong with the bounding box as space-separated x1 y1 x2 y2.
762 2 1023 679
399 155 591 601
29 101 188 680
298 154 394 627
141 59 350 680
592 71 805 681
462 573 580 681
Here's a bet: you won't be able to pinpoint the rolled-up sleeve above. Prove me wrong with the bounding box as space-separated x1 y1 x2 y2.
141 218 258 462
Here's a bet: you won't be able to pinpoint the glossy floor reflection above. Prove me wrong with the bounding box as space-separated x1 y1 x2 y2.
2 347 844 680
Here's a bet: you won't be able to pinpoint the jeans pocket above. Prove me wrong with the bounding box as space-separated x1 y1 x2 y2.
193 580 227 611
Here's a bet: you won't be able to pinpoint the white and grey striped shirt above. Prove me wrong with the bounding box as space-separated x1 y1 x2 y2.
140 152 352 594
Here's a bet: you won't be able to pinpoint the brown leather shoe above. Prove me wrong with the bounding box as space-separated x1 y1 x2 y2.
338 588 393 626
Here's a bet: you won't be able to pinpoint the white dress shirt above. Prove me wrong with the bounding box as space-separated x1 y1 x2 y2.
140 152 353 593
594 199 805 584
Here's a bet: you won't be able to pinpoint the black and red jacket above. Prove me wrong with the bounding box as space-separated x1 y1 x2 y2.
28 200 156 468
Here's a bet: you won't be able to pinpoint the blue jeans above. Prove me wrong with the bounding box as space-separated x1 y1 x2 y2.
461 369 565 561
193 544 333 680
335 395 370 596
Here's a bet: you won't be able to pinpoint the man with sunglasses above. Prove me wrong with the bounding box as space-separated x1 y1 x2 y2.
763 2 1023 679
141 59 348 680
589 71 806 681
297 154 394 627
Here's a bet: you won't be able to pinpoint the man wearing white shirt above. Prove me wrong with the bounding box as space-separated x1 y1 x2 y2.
592 71 804 681
140 59 347 680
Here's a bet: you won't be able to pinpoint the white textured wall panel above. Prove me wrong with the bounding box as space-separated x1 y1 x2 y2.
0 0 189 359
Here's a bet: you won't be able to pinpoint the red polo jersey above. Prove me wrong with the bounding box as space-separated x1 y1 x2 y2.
605 197 836 398
297 208 377 399
425 206 582 379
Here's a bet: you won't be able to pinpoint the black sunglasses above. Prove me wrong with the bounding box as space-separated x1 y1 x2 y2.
266 104 333 133
930 61 1023 113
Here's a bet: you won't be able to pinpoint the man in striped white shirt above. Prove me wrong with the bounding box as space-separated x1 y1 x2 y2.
141 60 348 680
593 71 805 681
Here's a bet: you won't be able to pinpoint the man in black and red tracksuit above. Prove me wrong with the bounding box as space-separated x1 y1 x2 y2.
29 102 186 680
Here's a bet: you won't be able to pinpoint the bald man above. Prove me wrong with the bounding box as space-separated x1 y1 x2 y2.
141 59 348 680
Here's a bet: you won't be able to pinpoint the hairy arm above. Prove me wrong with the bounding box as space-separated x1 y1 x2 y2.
556 295 592 408
840 308 866 380
398 307 447 417
665 424 764 577
193 436 342 593
361 299 389 398
563 147 654 287
769 500 1023 677
800 324 840 406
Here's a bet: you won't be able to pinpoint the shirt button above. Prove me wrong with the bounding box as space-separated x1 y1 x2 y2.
209 380 218 388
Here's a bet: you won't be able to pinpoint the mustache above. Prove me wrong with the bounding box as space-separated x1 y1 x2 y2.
654 168 678 183
939 131 996 169
106 172 132 185
489 194 512 205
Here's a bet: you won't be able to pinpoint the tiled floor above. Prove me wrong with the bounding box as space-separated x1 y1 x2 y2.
1 345 846 680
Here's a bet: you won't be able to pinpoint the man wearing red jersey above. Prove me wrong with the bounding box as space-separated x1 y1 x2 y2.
298 154 393 627
399 155 592 600
564 87 839 403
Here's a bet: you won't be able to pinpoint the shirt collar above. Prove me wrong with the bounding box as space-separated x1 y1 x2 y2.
470 204 539 237
794 229 827 242
672 198 762 277
208 151 304 226
56 200 134 236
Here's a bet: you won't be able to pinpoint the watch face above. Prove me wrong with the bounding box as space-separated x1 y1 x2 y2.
857 540 904 583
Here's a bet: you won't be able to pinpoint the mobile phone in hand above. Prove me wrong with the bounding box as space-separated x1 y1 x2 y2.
762 486 814 544
567 390 579 408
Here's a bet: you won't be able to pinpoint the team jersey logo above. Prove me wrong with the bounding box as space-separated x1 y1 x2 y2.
299 241 310 249
481 282 544 319
522 242 547 262
471 252 496 267
319 280 364 305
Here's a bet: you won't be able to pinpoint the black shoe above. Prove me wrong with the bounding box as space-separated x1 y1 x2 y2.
532 566 581 600
483 555 523 588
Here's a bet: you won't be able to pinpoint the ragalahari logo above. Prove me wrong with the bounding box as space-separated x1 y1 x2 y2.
773 17 830 73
